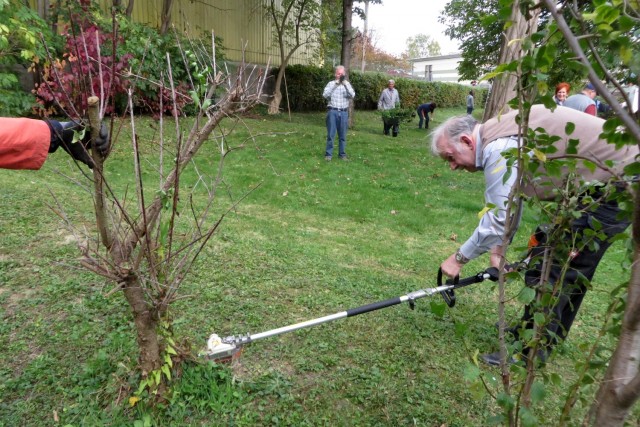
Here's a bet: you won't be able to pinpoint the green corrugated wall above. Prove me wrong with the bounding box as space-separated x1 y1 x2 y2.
28 0 318 66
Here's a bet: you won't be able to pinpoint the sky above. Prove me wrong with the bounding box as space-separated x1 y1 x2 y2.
352 0 460 57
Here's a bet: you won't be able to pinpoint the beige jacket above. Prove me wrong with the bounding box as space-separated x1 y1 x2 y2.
480 105 638 199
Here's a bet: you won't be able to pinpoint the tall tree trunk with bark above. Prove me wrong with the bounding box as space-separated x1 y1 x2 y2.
341 0 354 126
590 190 640 426
482 3 540 121
160 0 173 35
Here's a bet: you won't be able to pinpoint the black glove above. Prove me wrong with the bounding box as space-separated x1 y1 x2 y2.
339 75 345 83
48 120 109 169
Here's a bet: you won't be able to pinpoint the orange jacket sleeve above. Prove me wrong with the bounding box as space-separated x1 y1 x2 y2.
0 118 51 170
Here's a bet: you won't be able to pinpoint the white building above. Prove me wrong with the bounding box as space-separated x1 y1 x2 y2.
409 53 474 85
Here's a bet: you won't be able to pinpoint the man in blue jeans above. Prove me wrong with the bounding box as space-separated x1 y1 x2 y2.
417 102 437 129
322 65 355 161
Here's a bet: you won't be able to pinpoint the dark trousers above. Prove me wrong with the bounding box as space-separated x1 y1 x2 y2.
517 192 630 353
383 121 399 137
417 109 429 129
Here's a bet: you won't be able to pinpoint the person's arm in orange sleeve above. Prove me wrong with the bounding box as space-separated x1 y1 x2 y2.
0 118 109 170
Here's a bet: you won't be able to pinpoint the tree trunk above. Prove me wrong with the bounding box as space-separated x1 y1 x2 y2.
341 0 354 127
340 0 353 71
126 0 134 18
360 0 369 73
269 91 283 114
482 4 540 121
591 189 640 426
160 0 173 35
122 276 161 377
269 38 287 114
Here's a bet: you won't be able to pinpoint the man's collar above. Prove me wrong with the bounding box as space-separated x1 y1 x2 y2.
474 125 483 170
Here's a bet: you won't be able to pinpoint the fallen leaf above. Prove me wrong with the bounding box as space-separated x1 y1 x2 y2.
282 191 288 196
449 233 458 241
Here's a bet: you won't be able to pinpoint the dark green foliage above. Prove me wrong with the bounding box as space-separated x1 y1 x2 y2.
379 106 415 124
115 18 226 117
0 75 35 117
273 65 487 112
0 2 57 116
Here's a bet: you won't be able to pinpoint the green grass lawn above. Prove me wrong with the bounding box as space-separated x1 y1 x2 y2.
0 107 635 426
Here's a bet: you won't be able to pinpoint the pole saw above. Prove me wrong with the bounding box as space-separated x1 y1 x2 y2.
204 267 501 363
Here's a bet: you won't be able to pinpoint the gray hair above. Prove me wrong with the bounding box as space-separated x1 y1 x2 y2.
336 65 345 72
430 115 478 156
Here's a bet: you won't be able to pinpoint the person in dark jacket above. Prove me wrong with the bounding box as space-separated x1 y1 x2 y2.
417 102 437 129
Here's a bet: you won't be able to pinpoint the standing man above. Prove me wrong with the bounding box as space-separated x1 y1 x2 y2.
378 79 401 136
416 102 437 130
430 105 636 366
563 82 597 115
466 90 475 115
0 118 109 170
322 65 355 161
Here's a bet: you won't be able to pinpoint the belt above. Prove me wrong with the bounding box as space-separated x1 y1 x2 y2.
328 107 347 111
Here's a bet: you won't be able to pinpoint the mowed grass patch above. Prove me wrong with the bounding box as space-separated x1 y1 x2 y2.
0 107 636 426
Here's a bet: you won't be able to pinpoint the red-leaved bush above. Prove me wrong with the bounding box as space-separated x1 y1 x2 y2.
34 25 132 117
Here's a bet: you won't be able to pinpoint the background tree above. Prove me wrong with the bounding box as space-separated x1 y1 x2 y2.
481 1 540 120
267 0 320 114
0 0 53 115
160 0 173 34
320 0 381 68
351 30 404 72
439 0 502 81
404 33 441 59
320 0 343 65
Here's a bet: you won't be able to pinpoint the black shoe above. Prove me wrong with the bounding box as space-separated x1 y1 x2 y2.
392 132 398 137
524 348 550 365
494 322 519 336
481 351 516 367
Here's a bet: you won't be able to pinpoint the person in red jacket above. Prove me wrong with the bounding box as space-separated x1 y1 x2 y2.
0 118 109 170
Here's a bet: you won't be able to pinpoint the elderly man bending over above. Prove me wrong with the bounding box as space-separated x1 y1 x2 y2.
430 105 637 366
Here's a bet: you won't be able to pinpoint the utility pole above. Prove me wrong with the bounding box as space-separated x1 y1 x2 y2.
360 0 369 73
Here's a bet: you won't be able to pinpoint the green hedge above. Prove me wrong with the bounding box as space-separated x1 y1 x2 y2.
273 64 487 112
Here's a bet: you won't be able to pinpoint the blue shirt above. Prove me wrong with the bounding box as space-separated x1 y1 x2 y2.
459 133 522 260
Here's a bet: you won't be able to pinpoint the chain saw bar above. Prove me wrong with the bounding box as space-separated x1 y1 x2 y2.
204 269 499 362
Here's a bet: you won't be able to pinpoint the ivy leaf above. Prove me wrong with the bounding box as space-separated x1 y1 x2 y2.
533 312 546 326
518 286 536 304
161 364 171 381
565 122 575 135
530 381 546 404
429 300 447 317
